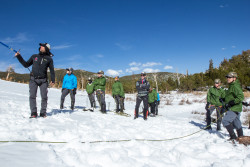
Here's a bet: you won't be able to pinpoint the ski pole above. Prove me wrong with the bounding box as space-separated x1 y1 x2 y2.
0 41 31 72
0 41 18 53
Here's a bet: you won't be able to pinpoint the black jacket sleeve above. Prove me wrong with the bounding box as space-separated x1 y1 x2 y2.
16 54 33 68
49 58 55 83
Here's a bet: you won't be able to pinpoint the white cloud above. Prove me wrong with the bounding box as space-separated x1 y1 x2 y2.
126 67 140 73
221 48 226 50
106 69 123 76
96 54 104 58
2 33 29 43
232 46 236 48
115 43 132 51
164 65 173 70
142 62 162 67
129 62 141 66
52 44 72 50
143 68 160 73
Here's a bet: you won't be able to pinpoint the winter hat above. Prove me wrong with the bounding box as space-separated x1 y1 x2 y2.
97 70 104 75
39 43 54 56
88 77 92 81
226 72 237 78
214 79 221 84
66 67 74 73
141 72 146 76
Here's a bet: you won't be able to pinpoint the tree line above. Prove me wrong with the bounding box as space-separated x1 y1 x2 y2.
1 50 249 93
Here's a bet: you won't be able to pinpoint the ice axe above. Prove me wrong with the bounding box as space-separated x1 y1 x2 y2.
0 41 31 72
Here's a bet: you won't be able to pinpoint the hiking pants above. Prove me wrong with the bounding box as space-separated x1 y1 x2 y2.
96 90 106 112
135 95 148 118
114 95 124 112
29 76 48 114
222 110 242 130
60 89 75 109
206 105 223 130
88 92 96 108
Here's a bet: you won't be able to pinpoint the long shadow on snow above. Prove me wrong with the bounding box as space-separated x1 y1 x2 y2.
189 120 227 139
47 105 85 116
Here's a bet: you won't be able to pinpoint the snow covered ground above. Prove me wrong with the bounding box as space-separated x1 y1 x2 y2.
0 79 249 167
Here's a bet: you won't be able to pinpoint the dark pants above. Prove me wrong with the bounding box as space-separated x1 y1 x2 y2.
149 100 156 114
206 106 224 130
88 92 96 108
135 95 148 118
60 89 75 109
155 101 159 115
96 90 106 113
114 95 124 112
29 77 48 115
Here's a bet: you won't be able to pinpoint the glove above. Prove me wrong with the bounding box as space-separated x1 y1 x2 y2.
242 102 249 106
228 100 235 107
219 98 225 103
205 102 210 110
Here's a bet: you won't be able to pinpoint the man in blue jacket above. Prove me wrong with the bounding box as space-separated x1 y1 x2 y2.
60 68 77 110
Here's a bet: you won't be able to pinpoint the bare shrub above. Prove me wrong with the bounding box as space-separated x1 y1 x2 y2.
165 98 173 105
191 110 205 115
192 99 199 103
179 99 185 105
243 107 249 113
186 99 192 105
125 97 134 101
243 113 250 127
244 92 250 98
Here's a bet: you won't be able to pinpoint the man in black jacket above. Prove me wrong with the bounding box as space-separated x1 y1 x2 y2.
134 72 150 120
15 43 55 118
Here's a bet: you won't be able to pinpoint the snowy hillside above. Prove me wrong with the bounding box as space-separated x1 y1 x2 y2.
0 79 249 167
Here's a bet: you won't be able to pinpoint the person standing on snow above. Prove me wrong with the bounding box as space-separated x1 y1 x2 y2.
112 76 125 113
148 88 158 117
60 68 77 110
134 72 150 120
86 77 96 111
222 72 244 140
15 43 55 118
93 70 106 113
205 79 225 131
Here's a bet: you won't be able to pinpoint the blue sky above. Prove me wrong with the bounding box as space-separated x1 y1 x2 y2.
0 0 249 76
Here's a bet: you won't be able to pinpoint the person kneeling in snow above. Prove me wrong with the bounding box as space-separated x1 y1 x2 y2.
60 68 77 110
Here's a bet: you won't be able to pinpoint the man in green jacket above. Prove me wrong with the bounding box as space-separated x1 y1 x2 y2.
86 77 96 111
222 72 244 140
205 79 225 130
148 88 158 117
93 70 106 113
112 76 125 113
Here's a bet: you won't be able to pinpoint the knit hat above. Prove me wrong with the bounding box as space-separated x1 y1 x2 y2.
39 43 54 56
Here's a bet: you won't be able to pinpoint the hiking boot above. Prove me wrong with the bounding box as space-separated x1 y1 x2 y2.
40 113 47 118
134 115 138 119
225 124 237 140
30 112 38 118
236 128 243 138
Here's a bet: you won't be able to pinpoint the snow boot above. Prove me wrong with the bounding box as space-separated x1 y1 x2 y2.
40 113 47 118
236 128 243 138
30 112 38 118
225 124 237 140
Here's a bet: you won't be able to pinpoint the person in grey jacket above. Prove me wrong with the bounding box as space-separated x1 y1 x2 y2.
134 72 150 120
